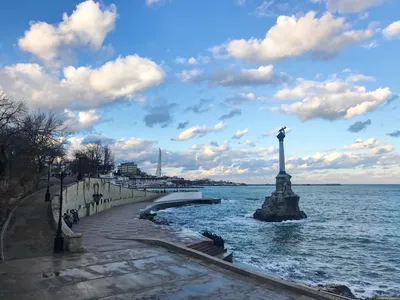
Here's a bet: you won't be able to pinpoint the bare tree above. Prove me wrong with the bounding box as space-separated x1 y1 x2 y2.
21 112 66 177
102 144 115 174
0 93 27 182
70 143 115 178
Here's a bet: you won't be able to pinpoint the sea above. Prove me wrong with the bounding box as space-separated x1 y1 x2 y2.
157 185 400 299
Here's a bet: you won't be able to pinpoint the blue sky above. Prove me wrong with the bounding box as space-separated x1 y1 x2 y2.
1 0 399 183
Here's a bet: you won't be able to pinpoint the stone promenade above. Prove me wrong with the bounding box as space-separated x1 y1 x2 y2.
0 241 317 300
1 177 75 260
0 188 343 300
72 199 206 252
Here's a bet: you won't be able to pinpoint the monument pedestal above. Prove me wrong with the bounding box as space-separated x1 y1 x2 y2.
253 172 307 222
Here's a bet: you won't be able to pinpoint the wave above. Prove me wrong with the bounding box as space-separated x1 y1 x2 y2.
157 185 400 299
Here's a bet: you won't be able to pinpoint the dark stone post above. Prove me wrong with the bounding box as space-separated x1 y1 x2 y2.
53 171 65 253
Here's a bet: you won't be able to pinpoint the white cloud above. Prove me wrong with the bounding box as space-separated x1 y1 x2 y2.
383 21 400 39
63 109 102 132
243 140 256 148
255 1 275 17
271 78 391 120
146 0 164 6
232 128 249 139
326 0 385 13
343 138 394 155
175 55 210 65
181 65 287 87
263 127 292 136
342 68 352 73
113 137 157 152
211 65 286 86
343 138 380 150
176 69 203 82
0 55 165 109
371 145 394 154
213 11 374 63
363 40 379 49
175 56 186 64
188 57 197 65
235 0 247 5
191 140 230 160
225 92 269 105
67 131 399 183
347 74 375 82
214 121 226 131
172 121 226 141
18 0 117 62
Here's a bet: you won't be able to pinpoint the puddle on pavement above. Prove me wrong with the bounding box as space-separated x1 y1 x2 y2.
163 275 233 299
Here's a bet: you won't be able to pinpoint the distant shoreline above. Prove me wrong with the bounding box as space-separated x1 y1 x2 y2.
248 184 342 186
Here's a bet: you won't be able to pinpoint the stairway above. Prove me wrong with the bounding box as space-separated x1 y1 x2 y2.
186 240 233 262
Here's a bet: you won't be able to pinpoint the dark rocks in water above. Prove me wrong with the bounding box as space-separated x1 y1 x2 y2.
202 231 225 248
253 173 307 222
139 211 156 222
139 211 169 225
318 284 356 299
253 206 307 222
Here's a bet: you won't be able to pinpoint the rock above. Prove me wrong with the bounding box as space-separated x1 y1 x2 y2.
253 173 307 222
139 211 156 222
319 284 356 299
202 231 225 248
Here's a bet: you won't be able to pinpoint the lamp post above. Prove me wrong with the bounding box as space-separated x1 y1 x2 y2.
45 159 51 202
54 162 66 253
77 155 84 181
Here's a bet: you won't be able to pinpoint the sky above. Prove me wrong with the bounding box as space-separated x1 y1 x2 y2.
0 0 400 184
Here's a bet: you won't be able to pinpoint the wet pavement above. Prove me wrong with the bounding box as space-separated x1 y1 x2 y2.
72 200 206 252
0 243 313 300
2 177 76 260
1 187 325 299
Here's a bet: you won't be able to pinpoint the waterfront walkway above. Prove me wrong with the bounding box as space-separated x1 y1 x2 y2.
72 199 205 252
1 177 74 261
0 188 345 300
0 242 316 300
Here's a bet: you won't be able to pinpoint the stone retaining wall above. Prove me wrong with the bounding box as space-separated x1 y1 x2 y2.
51 178 158 252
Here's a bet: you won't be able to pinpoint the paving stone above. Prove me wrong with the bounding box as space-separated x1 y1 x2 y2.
0 246 314 300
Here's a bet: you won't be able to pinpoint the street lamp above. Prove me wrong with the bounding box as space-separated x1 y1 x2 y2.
53 161 66 253
45 158 52 202
77 155 84 181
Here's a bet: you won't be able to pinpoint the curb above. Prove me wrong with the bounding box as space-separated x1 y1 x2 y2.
0 188 45 261
107 237 352 300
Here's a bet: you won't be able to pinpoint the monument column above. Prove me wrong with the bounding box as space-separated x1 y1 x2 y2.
277 131 285 174
253 126 307 222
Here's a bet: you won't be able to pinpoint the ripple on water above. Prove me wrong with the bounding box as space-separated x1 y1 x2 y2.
157 185 400 298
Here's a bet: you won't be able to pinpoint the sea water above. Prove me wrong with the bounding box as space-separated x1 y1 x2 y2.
157 185 400 298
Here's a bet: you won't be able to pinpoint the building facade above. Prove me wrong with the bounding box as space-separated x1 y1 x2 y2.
118 162 138 176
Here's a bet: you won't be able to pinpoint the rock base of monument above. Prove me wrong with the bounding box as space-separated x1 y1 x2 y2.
253 172 307 222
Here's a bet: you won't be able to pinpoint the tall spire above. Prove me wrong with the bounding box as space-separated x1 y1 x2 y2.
156 148 162 177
